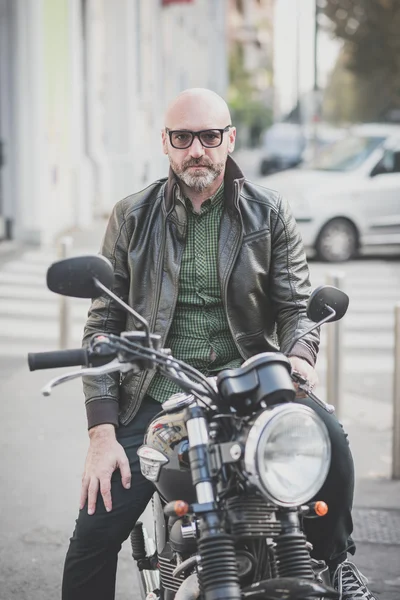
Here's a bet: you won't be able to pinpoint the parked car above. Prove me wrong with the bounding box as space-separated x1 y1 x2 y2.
259 123 400 262
259 123 306 175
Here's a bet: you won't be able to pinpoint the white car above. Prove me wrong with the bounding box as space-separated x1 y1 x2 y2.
259 123 400 262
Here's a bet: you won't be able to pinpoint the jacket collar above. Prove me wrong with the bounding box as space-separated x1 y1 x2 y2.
164 155 245 213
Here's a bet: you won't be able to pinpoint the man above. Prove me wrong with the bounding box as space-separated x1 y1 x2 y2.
62 88 378 600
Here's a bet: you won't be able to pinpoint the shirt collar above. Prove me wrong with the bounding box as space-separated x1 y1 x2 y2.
176 182 224 214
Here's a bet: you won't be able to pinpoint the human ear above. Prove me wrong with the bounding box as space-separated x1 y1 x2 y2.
161 129 168 155
227 127 236 154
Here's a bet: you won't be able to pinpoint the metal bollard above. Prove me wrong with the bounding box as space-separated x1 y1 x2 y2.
393 304 400 480
59 236 73 349
326 272 345 419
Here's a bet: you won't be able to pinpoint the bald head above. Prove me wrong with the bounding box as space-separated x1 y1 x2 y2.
165 88 232 130
162 88 236 196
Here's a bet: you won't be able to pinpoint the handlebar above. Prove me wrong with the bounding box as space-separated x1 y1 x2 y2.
28 348 90 371
28 334 334 415
27 347 114 372
28 332 219 403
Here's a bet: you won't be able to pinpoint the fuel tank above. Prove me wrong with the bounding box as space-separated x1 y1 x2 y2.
144 408 196 504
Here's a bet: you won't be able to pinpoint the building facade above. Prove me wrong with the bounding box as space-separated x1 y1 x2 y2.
0 0 228 246
227 0 275 146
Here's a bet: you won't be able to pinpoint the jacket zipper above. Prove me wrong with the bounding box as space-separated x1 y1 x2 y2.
123 213 167 424
221 180 247 360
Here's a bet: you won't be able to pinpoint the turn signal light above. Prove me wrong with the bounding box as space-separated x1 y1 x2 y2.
174 500 189 516
164 500 190 518
314 501 328 516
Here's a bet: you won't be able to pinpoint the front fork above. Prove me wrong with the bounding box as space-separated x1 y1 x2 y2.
274 509 315 579
274 509 332 589
185 404 242 600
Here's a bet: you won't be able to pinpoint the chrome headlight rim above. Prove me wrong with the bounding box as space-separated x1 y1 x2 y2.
244 403 331 507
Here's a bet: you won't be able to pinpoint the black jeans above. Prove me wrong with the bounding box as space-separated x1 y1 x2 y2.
62 396 355 600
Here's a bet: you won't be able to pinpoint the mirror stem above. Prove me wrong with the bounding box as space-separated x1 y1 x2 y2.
94 278 151 346
286 305 336 355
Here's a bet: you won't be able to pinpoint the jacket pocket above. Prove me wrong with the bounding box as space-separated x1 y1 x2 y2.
236 328 265 341
236 329 279 357
242 228 270 244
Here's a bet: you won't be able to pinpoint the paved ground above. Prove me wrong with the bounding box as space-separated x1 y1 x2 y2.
0 215 399 599
0 363 138 600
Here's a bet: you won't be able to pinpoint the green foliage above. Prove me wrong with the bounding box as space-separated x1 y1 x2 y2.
228 42 273 146
321 0 400 122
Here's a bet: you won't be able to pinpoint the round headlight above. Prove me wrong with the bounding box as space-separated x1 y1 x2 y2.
244 404 331 507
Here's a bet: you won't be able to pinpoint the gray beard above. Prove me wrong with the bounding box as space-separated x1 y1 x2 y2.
178 167 218 192
169 157 225 193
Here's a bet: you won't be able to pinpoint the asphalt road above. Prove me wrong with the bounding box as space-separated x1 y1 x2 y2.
0 363 142 600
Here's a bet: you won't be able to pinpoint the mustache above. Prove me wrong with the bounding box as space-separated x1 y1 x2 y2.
183 158 213 169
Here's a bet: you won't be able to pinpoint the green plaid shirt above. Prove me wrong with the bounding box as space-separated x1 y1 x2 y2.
147 183 242 402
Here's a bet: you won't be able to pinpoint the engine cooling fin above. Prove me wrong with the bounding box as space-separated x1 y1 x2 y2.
158 552 185 593
226 495 281 538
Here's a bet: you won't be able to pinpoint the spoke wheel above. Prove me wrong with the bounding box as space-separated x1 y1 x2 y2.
316 218 358 262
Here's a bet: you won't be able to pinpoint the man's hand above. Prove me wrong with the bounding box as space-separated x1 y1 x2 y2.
288 356 319 390
80 424 132 515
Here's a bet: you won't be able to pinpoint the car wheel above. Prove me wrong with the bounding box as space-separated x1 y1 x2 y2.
316 218 358 262
260 160 270 176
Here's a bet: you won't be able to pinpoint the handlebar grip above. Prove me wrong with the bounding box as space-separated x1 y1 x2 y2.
28 348 89 372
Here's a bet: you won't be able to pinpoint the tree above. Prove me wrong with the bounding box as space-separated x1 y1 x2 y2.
321 0 400 122
228 42 273 148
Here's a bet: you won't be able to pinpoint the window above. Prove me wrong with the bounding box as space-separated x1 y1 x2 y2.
371 149 400 177
302 135 385 172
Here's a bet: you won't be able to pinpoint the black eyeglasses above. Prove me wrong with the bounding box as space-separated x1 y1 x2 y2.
165 125 232 149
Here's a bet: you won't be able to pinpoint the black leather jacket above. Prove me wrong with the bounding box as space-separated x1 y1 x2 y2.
83 157 319 429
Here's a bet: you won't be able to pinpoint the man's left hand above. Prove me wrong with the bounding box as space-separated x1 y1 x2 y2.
288 356 319 390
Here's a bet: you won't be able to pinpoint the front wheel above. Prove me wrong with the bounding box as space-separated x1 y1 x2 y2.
315 218 358 262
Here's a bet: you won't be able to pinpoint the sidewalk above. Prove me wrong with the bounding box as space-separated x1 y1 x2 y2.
313 385 400 598
1 221 399 598
351 478 400 599
0 216 109 267
58 217 109 252
343 388 400 597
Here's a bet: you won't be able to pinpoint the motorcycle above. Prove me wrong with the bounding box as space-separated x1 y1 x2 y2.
28 254 350 600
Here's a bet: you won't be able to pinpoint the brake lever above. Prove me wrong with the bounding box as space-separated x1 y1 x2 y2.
305 388 335 414
41 359 135 397
292 371 335 414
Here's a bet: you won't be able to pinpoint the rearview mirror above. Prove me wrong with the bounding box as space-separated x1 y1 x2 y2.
307 285 349 323
47 255 114 298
